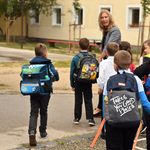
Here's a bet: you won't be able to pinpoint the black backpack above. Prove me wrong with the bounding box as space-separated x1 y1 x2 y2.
20 64 51 95
73 53 99 83
104 72 141 127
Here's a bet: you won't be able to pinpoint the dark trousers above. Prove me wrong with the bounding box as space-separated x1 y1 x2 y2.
106 123 139 150
97 94 103 109
74 82 93 120
144 95 150 150
28 94 50 134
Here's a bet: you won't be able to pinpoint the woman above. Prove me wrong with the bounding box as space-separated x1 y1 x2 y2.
98 9 121 63
94 10 121 122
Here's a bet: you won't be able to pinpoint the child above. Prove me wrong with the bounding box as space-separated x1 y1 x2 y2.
23 43 59 146
134 54 150 149
103 50 150 150
119 41 135 72
142 39 150 63
70 38 95 126
139 42 146 65
96 42 119 139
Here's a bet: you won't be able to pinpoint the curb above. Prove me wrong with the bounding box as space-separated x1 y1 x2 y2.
8 132 96 150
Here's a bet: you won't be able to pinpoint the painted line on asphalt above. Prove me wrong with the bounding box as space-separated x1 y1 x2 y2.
137 138 146 142
135 146 146 150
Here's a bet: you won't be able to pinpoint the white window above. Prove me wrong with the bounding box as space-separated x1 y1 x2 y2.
99 5 112 15
73 6 85 28
51 6 63 27
126 5 142 29
30 9 40 26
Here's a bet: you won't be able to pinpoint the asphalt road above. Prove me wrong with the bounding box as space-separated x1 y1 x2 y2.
0 93 101 150
0 47 73 62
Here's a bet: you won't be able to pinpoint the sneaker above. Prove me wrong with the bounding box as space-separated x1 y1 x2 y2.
89 119 95 126
40 132 48 138
100 132 106 140
140 124 147 134
29 130 37 146
73 118 79 125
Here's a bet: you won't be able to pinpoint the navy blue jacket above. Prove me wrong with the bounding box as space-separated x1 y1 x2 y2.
30 56 59 81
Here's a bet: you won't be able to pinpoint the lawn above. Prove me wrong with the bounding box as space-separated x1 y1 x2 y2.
0 41 140 67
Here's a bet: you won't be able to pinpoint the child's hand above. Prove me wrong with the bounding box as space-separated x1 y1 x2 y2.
72 87 75 91
98 88 103 95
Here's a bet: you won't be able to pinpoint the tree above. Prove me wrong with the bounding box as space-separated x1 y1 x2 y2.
0 0 59 20
140 0 150 43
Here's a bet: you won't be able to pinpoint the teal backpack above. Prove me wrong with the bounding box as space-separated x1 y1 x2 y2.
20 64 51 95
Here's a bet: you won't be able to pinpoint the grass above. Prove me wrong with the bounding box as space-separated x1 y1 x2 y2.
0 41 141 68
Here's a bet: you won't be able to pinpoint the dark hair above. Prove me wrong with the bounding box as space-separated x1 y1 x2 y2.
114 50 131 70
79 38 89 50
119 41 133 63
35 43 47 56
106 42 119 56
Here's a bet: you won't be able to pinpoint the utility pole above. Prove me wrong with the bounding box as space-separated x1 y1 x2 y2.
21 0 24 49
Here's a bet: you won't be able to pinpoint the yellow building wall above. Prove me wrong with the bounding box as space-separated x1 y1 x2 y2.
0 14 26 39
28 0 150 46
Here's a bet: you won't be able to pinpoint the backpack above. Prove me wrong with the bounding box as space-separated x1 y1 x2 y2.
73 53 99 83
20 64 51 95
144 74 150 95
104 72 141 127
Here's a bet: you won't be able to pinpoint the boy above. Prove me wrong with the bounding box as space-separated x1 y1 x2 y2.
70 38 95 126
23 43 59 146
103 50 150 150
96 42 118 139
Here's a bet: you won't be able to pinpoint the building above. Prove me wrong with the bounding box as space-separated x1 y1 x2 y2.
0 0 150 47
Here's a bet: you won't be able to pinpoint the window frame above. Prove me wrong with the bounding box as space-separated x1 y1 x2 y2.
98 5 113 15
72 6 85 28
51 6 63 27
30 10 40 26
126 5 142 30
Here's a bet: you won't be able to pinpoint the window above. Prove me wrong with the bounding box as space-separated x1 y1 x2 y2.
51 6 63 27
99 5 112 15
126 5 142 29
30 9 40 25
73 6 85 28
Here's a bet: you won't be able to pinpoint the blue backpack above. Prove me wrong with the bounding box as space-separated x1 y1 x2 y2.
104 72 141 127
20 64 51 95
144 74 150 95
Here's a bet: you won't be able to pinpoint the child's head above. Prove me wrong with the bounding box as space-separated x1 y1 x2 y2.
106 42 119 56
35 43 48 58
140 42 146 57
119 41 133 62
114 50 131 71
143 39 150 55
79 38 89 50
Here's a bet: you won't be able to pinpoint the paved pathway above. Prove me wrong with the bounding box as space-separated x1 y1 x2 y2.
0 93 101 150
0 47 73 62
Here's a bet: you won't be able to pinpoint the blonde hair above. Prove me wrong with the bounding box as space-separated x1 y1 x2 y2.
114 50 131 70
35 43 47 56
106 42 119 56
98 9 116 35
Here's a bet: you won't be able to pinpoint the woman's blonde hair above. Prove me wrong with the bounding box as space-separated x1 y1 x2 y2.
98 9 115 35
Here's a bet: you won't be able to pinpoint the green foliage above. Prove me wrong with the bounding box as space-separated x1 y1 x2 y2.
0 0 59 19
73 0 81 16
141 0 150 18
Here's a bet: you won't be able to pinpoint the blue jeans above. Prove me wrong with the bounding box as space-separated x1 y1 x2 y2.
28 94 50 134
